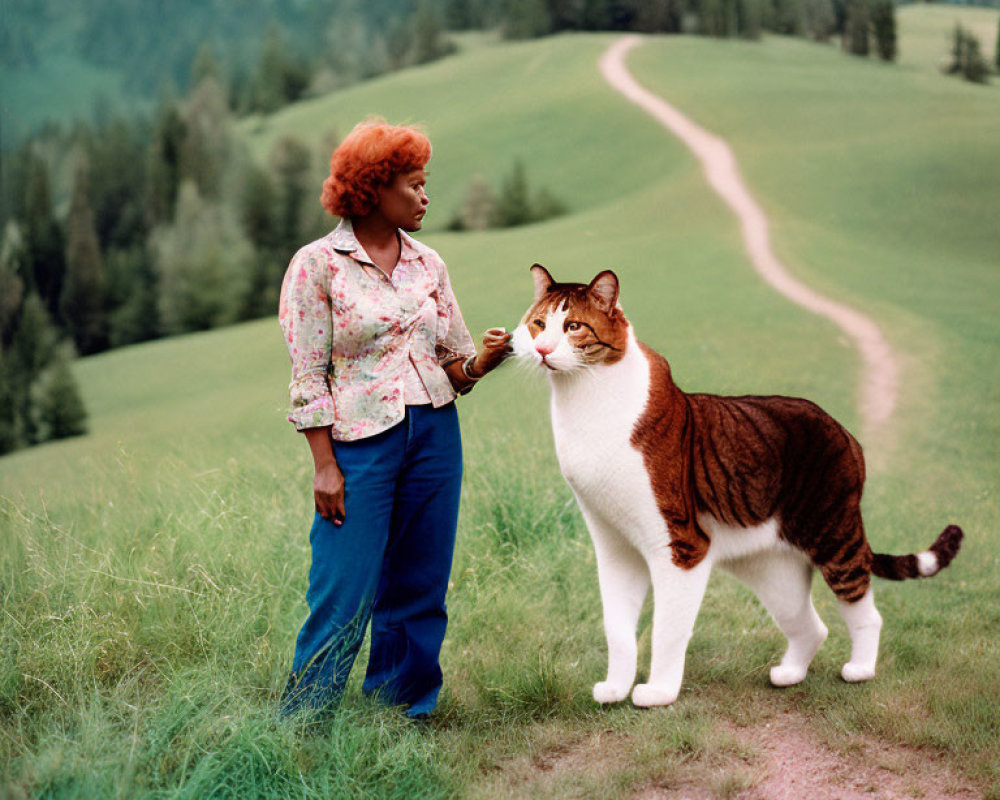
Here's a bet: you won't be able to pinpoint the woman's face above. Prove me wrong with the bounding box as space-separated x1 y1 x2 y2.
376 168 429 232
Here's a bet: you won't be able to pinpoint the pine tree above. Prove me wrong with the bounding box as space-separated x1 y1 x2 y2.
154 180 253 333
946 25 990 84
580 0 611 30
628 0 684 33
501 0 550 39
60 154 107 355
412 0 456 65
36 344 88 441
88 118 150 251
190 42 221 89
492 160 533 227
252 24 310 112
770 0 805 35
457 175 497 231
323 4 383 82
946 24 966 75
446 0 472 29
8 293 59 446
15 146 65 317
269 136 313 260
698 0 726 36
148 103 187 224
531 187 566 223
547 0 580 31
106 245 159 347
0 234 26 451
870 0 896 61
804 0 836 41
0 354 18 454
251 25 288 113
180 75 233 199
738 0 764 39
1 222 27 346
490 161 566 228
240 160 280 253
238 158 284 319
961 35 988 84
845 0 870 56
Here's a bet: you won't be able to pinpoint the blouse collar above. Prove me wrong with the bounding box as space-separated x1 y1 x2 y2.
330 218 431 266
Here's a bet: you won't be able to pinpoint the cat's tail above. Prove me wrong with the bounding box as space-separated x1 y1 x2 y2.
869 525 964 581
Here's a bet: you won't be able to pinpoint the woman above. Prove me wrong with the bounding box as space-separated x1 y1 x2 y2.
278 120 508 719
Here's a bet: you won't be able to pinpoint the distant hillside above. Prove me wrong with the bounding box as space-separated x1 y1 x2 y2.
1 0 421 142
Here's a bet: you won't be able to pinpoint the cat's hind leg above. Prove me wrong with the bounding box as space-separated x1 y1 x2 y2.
722 550 828 687
813 521 882 682
632 552 712 707
590 527 651 704
837 586 882 682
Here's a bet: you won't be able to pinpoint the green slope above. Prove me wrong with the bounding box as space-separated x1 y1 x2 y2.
2 20 998 798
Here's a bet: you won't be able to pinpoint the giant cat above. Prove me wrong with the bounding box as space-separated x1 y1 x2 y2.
510 265 963 707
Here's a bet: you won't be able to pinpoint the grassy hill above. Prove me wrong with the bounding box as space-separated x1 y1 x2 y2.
2 11 998 798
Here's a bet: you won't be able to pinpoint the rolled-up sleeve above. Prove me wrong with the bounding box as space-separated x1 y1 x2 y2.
434 258 476 367
278 246 336 430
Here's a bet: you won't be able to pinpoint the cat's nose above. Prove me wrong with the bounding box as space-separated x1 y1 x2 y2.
535 341 554 356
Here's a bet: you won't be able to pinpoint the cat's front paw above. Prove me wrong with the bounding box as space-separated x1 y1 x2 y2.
631 683 678 708
592 681 630 704
769 664 809 687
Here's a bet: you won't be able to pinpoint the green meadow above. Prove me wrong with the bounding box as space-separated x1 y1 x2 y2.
3 8 999 798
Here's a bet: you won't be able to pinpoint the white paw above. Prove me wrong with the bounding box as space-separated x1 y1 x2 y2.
631 683 678 708
841 662 876 683
593 681 630 704
770 664 809 687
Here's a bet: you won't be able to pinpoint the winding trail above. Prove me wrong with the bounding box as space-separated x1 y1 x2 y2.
600 35 899 436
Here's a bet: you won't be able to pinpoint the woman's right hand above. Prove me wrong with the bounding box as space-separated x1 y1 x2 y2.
304 427 345 526
314 461 346 526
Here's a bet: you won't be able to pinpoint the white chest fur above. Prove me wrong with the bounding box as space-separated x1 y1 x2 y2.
548 331 669 550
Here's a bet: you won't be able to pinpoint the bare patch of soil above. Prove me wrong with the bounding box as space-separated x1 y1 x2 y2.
719 711 982 800
485 711 983 800
474 730 632 798
636 710 983 800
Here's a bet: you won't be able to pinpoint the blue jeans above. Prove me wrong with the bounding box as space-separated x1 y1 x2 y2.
281 403 463 718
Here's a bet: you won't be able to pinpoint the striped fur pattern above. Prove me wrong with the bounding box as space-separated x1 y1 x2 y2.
511 265 963 707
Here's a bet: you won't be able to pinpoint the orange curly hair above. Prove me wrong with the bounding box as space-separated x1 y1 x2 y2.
320 120 432 219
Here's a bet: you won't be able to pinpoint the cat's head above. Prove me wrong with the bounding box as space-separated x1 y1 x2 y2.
510 264 630 374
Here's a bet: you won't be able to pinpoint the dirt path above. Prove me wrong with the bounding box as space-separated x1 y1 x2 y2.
599 35 899 436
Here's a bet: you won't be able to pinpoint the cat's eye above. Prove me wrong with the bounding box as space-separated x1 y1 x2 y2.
565 321 582 332
533 319 546 330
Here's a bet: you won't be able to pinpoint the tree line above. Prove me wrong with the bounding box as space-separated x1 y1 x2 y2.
465 0 899 54
3 0 450 104
0 74 339 454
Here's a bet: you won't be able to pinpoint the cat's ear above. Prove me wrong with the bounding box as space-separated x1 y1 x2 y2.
531 264 555 301
588 270 619 314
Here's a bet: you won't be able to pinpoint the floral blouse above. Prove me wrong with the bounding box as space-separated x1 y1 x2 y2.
278 220 477 441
